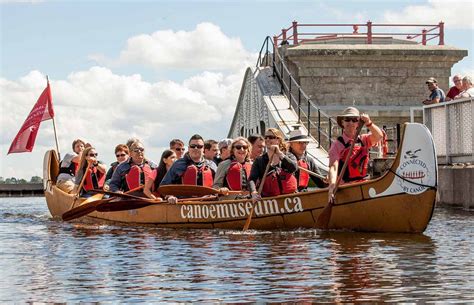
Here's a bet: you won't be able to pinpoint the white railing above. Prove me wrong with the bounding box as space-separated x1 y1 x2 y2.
422 97 473 165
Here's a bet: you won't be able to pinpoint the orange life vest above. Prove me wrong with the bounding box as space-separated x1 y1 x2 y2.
337 136 369 182
297 159 310 189
122 163 152 191
181 163 213 187
82 166 105 191
225 160 252 191
261 167 297 197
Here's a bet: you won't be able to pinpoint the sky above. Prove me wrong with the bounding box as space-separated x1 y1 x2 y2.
1 0 473 180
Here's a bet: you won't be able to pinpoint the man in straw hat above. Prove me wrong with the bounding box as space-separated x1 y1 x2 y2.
423 77 445 105
287 126 327 191
328 107 383 201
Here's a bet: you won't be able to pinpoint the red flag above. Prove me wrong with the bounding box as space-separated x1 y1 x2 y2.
7 83 55 154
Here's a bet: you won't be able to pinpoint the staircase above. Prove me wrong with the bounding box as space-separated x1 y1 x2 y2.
228 37 334 171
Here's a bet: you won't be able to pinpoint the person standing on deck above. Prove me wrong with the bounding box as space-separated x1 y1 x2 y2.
423 77 445 105
454 76 474 99
446 74 463 101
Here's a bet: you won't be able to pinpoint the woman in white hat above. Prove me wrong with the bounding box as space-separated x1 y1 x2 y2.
287 127 327 191
328 107 383 201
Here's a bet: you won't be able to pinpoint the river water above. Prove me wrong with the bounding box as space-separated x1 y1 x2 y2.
0 197 472 302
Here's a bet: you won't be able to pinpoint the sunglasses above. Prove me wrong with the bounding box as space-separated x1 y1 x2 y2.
234 145 248 150
116 153 127 157
174 148 185 151
132 147 145 153
265 135 277 140
343 118 359 123
454 79 462 83
189 144 204 149
88 153 98 157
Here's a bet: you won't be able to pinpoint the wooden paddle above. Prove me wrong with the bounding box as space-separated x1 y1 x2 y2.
316 120 365 229
96 194 218 212
62 185 144 221
243 147 276 231
298 166 327 180
68 164 91 210
158 184 245 197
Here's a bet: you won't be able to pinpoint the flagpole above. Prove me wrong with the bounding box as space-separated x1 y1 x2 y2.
47 75 61 160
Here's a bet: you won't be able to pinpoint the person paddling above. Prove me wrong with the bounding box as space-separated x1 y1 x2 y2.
327 107 383 202
74 146 107 197
287 127 327 191
248 128 298 201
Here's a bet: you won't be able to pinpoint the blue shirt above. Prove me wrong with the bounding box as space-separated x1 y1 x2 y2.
160 153 217 185
430 88 445 103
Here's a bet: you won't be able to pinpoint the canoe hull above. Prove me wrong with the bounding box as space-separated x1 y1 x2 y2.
43 123 437 233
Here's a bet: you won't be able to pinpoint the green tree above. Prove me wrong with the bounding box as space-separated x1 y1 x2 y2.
0 177 4 184
30 176 43 183
5 177 17 184
18 178 28 184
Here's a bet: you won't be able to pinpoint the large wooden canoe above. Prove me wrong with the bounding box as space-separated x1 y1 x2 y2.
44 123 437 233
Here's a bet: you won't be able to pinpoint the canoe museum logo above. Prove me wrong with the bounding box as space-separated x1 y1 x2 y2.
180 197 303 220
396 148 430 194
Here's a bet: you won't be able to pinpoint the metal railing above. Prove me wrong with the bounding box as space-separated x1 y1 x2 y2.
273 21 445 47
423 97 473 165
256 36 340 150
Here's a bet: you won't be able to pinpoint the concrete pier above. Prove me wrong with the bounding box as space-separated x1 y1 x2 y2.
438 166 473 210
282 40 467 126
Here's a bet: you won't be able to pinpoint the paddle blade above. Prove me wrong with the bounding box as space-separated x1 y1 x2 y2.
62 194 105 221
316 198 334 229
158 185 219 197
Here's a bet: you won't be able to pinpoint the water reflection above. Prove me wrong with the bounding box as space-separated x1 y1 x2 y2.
0 198 472 302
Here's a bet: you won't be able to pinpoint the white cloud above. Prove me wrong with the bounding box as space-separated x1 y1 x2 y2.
383 0 474 29
1 67 244 179
92 22 256 71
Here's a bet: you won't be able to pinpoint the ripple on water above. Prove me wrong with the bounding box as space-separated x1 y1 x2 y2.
0 197 473 302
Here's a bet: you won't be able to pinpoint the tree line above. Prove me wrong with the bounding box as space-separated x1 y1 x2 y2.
0 176 43 184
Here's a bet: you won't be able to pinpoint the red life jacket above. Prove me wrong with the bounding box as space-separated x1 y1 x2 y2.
181 163 213 187
82 166 105 191
337 136 369 182
297 159 310 189
122 163 152 191
225 160 252 191
261 167 297 197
